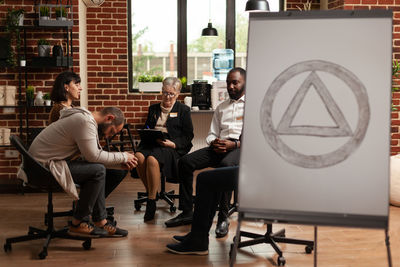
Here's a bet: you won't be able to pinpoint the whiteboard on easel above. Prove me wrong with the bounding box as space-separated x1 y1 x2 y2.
238 10 392 229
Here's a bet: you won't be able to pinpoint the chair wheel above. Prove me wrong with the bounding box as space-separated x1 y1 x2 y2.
38 249 47 259
4 243 11 252
169 206 176 213
305 245 313 254
277 256 286 266
134 202 141 211
82 239 91 250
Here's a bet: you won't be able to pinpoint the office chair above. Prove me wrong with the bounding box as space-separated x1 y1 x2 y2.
134 173 179 213
4 135 91 259
231 222 314 266
105 123 135 153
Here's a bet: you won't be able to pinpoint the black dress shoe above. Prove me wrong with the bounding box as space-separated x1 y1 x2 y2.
172 232 190 243
165 211 193 227
144 199 156 222
167 233 208 255
215 219 230 238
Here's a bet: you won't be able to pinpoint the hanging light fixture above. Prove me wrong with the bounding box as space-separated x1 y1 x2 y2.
202 0 218 36
245 0 270 11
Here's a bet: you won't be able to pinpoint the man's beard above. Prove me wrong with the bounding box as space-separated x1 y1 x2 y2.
98 122 112 139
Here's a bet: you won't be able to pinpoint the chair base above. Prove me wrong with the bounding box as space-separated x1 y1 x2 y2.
134 190 178 213
230 224 314 266
4 226 91 259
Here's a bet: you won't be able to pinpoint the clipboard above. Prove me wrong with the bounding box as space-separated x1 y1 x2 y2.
137 129 169 144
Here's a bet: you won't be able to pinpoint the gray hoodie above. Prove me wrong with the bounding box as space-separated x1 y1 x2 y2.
28 107 128 199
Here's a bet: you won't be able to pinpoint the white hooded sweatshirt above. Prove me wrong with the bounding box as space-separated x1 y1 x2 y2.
28 107 128 199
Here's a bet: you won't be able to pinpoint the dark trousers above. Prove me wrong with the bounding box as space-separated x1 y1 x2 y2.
68 161 127 222
178 146 240 215
105 169 128 198
68 161 107 222
191 166 239 236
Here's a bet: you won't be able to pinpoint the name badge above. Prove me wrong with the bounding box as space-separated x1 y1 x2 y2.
170 112 178 118
236 116 243 121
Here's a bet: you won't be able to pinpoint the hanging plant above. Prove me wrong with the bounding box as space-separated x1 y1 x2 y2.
5 8 24 67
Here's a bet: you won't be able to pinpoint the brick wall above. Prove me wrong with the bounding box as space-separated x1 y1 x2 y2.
85 0 185 133
0 0 79 188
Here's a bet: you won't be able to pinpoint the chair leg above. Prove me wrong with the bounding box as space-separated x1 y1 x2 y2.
234 224 314 266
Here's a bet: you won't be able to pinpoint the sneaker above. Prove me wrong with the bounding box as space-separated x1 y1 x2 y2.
166 233 208 255
100 220 128 237
68 221 108 237
172 232 190 243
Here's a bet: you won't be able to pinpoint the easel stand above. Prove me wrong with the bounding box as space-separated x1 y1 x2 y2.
385 228 393 267
230 212 314 266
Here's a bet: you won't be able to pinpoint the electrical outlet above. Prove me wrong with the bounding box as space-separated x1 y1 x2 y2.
5 150 19 158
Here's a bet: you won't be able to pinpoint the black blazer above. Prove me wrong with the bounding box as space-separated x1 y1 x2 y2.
144 101 194 156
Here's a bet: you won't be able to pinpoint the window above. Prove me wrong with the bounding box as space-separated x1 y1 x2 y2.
187 0 226 84
129 0 177 89
128 0 280 92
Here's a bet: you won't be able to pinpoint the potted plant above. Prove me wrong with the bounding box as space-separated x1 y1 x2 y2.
43 93 51 106
55 7 67 21
39 6 50 20
38 39 51 57
138 74 164 92
5 8 24 66
179 76 188 92
26 85 34 106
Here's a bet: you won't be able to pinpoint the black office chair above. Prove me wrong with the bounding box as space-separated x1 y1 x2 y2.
134 173 179 213
3 135 92 259
105 123 136 153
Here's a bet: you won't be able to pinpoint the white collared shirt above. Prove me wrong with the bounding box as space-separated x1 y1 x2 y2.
206 95 245 145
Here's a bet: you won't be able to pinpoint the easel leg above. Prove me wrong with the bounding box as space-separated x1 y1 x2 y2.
314 226 318 267
230 212 242 267
385 228 392 267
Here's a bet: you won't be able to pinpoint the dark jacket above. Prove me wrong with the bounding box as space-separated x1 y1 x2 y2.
144 101 194 156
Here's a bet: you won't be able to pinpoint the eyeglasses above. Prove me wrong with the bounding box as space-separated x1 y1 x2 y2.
162 91 176 98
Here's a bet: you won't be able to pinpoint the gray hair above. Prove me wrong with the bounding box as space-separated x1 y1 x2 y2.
162 77 182 92
100 107 125 126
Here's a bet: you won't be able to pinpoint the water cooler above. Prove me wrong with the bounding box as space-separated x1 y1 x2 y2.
212 49 234 81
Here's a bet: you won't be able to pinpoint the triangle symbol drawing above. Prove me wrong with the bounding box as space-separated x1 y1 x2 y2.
276 71 353 137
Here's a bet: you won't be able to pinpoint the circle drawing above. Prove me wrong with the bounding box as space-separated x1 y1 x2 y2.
260 60 370 168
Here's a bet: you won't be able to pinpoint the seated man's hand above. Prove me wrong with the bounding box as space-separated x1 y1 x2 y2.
157 139 176 149
211 139 236 154
123 152 138 170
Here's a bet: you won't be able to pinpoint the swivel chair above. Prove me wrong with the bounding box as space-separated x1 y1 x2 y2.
134 173 179 213
4 135 91 259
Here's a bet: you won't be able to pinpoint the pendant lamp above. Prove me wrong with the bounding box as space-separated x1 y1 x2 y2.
245 0 270 11
202 0 218 36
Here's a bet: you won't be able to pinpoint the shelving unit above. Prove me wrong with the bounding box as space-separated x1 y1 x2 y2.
23 24 73 143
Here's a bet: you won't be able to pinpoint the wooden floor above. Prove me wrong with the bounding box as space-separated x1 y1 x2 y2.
0 177 399 267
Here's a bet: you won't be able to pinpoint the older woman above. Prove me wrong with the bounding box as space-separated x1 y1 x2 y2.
135 77 194 221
